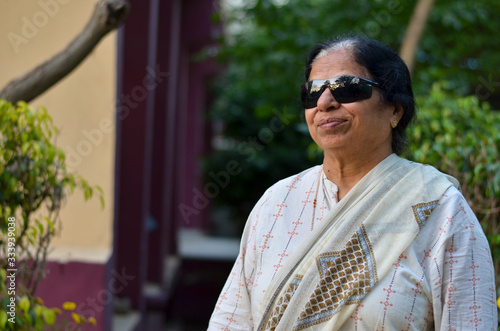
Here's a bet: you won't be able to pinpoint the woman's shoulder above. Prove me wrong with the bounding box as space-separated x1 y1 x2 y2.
244 165 323 231
415 185 485 247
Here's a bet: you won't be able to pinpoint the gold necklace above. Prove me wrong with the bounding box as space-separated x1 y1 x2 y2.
310 167 322 231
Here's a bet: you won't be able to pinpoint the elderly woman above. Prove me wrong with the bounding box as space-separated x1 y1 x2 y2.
208 35 497 330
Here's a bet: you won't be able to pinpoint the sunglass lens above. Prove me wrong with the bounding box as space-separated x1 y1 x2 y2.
301 82 324 108
333 81 371 103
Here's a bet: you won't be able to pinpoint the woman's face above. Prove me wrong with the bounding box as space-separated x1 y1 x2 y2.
305 48 403 160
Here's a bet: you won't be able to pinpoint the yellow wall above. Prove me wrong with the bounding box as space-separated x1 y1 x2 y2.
0 0 116 261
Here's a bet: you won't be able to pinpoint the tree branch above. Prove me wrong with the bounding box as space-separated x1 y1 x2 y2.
0 0 130 104
399 0 436 74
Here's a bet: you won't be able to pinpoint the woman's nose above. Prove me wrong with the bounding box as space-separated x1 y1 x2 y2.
316 88 340 111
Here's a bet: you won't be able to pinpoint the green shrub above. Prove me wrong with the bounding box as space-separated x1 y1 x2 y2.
0 99 102 330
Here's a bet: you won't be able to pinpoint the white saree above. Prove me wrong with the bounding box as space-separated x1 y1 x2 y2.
208 155 498 330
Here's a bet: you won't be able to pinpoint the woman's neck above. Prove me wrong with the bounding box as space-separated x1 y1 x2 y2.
323 149 393 200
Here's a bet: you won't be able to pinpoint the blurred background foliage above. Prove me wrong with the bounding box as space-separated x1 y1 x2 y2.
203 0 500 238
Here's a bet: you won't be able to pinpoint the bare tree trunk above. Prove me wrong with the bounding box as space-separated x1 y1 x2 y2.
400 0 436 74
0 0 130 104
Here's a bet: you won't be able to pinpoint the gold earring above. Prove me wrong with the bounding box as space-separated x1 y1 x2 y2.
391 120 398 129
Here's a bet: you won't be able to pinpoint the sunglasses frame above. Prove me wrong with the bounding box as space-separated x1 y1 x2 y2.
300 75 380 109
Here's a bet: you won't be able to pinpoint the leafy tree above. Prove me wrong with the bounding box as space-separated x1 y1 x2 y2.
416 0 500 101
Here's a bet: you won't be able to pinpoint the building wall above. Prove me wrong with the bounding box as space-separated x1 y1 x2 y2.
0 0 115 261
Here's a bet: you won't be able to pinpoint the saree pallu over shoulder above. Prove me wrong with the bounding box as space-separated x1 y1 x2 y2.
256 154 459 331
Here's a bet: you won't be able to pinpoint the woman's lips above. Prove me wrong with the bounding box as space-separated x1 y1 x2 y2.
317 118 347 129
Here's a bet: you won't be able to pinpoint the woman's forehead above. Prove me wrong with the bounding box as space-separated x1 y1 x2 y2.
310 49 370 80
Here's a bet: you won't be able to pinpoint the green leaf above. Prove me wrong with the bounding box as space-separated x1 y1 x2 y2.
44 217 55 233
30 225 38 238
42 308 56 325
21 142 30 154
35 219 44 235
33 304 43 318
0 310 7 328
0 269 6 281
19 296 30 312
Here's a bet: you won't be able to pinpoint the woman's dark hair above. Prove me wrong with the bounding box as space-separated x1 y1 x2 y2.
304 34 415 155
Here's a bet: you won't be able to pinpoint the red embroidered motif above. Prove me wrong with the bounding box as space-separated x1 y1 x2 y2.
377 254 407 331
468 258 482 328
350 303 364 330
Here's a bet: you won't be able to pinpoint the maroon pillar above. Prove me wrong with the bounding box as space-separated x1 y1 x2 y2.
112 0 155 316
176 0 223 230
148 0 221 286
147 0 181 286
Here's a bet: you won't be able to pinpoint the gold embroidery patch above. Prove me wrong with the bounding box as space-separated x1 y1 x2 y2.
412 200 439 229
294 225 377 330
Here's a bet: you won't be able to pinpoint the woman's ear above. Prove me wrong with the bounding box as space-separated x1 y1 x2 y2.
392 103 404 123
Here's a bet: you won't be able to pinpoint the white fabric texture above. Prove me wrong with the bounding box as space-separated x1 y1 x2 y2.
208 157 497 330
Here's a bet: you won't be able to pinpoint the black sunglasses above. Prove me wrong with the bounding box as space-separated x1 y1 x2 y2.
300 75 380 108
